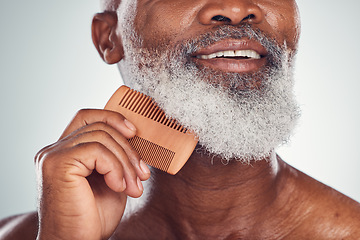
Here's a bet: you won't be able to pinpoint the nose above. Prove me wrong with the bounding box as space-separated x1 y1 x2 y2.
197 0 264 26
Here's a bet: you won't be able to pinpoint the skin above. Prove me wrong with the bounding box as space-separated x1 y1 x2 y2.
1 0 360 239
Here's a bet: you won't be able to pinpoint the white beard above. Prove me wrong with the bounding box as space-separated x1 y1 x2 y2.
117 7 300 163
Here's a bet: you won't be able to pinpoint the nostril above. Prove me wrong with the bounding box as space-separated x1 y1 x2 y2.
211 15 231 22
242 14 255 21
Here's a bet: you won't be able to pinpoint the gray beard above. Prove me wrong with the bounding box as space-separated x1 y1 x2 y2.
118 24 300 163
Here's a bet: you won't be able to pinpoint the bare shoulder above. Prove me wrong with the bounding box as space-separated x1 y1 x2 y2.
284 162 360 239
0 212 38 240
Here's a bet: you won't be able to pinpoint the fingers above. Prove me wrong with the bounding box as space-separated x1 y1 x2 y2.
66 142 127 193
35 109 151 240
61 108 151 181
37 109 151 199
62 121 151 182
59 109 136 140
40 137 143 198
67 130 146 197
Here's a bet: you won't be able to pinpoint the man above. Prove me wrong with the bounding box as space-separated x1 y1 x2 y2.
1 0 360 239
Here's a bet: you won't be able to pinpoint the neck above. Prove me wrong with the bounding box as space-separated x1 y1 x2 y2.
147 150 290 238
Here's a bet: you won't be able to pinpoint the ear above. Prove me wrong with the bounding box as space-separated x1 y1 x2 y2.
92 11 124 64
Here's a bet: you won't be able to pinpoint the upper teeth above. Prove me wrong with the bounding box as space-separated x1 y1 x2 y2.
197 50 261 60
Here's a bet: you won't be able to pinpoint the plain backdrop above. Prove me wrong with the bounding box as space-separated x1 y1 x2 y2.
0 0 359 219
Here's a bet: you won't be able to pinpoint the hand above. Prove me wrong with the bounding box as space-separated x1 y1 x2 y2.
35 109 151 240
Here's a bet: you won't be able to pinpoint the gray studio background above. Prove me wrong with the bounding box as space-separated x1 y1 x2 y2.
0 1 359 218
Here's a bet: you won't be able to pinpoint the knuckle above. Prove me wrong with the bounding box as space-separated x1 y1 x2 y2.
75 108 90 118
91 121 109 131
115 112 125 120
74 108 94 123
108 110 125 122
34 144 53 164
34 149 45 164
87 141 104 150
36 148 59 175
84 141 107 154
92 129 113 141
128 148 141 162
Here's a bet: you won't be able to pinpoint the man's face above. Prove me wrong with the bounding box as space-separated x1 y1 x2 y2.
115 0 300 161
122 0 300 68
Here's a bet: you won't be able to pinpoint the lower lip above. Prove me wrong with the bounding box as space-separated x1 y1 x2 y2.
193 57 267 73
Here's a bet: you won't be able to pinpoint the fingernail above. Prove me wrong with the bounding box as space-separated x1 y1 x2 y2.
137 177 143 192
124 119 136 132
140 160 150 174
122 178 127 191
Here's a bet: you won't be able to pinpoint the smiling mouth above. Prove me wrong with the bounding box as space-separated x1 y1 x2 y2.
196 50 262 60
191 40 267 73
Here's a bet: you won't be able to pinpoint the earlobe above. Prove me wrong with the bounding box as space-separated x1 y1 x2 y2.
91 11 124 64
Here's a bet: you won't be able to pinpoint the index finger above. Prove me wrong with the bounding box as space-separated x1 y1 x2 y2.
59 109 136 140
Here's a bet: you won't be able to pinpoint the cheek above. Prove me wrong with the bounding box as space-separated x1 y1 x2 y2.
283 3 301 51
134 1 201 48
261 1 300 51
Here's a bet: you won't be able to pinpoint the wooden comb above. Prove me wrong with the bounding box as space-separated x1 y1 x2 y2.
105 86 198 175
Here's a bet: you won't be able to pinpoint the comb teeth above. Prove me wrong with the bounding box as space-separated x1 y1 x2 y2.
105 85 199 175
129 136 175 172
119 88 188 133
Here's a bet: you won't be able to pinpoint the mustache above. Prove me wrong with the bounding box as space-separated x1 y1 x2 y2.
170 24 285 66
